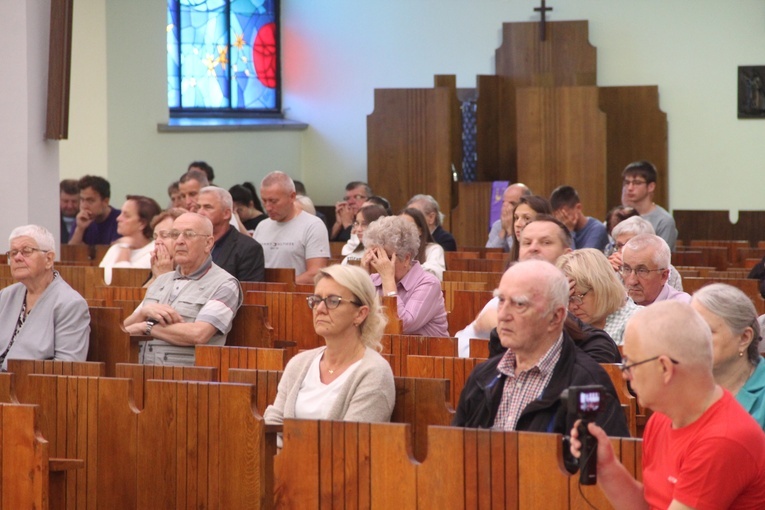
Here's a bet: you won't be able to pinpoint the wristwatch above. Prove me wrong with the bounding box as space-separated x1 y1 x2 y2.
144 318 158 336
385 291 398 297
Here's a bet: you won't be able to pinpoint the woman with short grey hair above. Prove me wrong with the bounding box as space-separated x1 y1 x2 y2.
691 283 765 429
362 216 448 337
0 225 90 370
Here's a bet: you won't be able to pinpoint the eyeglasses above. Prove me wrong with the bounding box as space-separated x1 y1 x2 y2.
6 247 49 259
152 230 173 240
620 355 679 374
622 179 648 187
306 295 362 310
352 221 368 229
569 290 590 306
619 265 665 278
343 194 368 202
167 230 209 240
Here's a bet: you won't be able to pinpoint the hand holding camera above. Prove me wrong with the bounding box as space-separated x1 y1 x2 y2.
561 385 606 485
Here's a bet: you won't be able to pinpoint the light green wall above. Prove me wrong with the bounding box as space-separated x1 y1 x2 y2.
60 0 765 213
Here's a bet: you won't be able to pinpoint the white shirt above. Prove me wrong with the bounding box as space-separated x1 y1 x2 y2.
294 350 362 419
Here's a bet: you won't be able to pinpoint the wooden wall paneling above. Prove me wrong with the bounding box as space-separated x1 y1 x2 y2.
450 182 494 248
495 21 597 87
598 86 669 212
46 0 74 140
367 87 454 226
672 210 735 244
475 75 518 182
516 87 608 220
736 211 765 245
434 74 463 215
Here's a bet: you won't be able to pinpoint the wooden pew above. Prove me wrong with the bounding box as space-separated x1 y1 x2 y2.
244 291 322 353
264 267 296 288
443 270 503 289
88 306 139 377
227 368 453 463
195 345 286 382
600 363 638 438
448 258 507 273
381 334 459 376
682 277 765 314
447 289 494 336
274 420 641 509
57 266 106 300
114 363 217 409
442 280 488 311
5 360 105 407
7 374 274 510
228 304 275 348
94 285 146 306
108 268 150 287
381 294 403 334
59 244 95 264
470 338 490 359
406 355 480 408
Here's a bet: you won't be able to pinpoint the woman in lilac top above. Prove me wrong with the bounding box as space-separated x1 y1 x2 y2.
361 216 448 337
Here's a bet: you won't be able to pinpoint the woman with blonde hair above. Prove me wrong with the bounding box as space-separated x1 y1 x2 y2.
556 248 638 345
264 265 395 430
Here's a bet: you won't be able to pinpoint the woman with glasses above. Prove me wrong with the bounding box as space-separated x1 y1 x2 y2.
99 195 161 285
0 225 90 370
556 248 639 345
264 265 395 432
341 204 387 266
142 208 185 288
691 283 765 429
362 216 448 337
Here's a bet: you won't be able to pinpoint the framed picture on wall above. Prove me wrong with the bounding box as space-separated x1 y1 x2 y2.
738 66 765 118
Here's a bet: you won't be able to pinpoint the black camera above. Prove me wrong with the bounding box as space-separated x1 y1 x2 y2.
560 385 605 485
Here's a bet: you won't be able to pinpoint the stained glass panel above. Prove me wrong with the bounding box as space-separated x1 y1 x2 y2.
167 0 280 113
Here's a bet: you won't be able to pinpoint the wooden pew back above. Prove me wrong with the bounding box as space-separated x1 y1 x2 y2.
274 420 642 509
195 345 286 382
406 355 480 408
381 334 459 376
87 306 139 376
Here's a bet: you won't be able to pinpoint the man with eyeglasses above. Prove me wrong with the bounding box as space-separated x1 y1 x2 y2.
197 186 264 282
621 160 677 250
571 301 765 509
123 212 243 366
621 234 690 306
452 260 628 440
330 182 371 242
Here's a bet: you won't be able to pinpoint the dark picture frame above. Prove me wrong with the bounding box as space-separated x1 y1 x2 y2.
738 66 765 118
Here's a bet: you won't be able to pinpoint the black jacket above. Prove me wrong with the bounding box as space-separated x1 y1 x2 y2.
212 226 265 282
488 313 622 363
452 331 629 440
432 226 457 252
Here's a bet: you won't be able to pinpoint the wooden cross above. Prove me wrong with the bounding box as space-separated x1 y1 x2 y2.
534 0 553 41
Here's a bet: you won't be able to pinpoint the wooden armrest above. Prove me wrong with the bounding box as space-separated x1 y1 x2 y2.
265 424 283 434
273 340 297 349
49 458 85 472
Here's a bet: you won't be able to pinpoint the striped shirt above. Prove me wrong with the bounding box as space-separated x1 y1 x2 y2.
492 334 563 431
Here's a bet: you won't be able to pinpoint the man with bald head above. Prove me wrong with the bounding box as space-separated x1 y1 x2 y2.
571 301 765 509
453 260 628 437
486 183 531 251
621 233 689 306
254 171 330 284
123 212 243 366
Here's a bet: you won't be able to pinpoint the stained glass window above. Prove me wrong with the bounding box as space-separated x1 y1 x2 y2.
167 0 280 114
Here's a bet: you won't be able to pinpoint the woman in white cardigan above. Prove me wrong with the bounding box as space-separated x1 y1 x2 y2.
264 265 395 430
99 195 161 285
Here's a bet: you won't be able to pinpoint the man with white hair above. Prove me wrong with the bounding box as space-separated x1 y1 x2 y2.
609 216 683 291
571 301 765 509
452 260 628 438
197 186 264 282
406 194 457 252
620 234 690 306
123 213 243 366
254 171 330 284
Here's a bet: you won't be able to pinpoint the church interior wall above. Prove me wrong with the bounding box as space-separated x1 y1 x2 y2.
57 0 765 216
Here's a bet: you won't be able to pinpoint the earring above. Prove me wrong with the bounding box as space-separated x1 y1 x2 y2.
739 351 744 357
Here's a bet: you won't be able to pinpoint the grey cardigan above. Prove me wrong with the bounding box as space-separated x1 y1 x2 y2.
0 273 90 370
264 346 395 425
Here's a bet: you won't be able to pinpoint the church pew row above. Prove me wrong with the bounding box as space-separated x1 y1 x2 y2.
0 373 273 510
407 355 480 409
194 345 286 381
442 280 490 312
682 277 765 314
444 270 503 290
228 369 454 463
275 419 642 509
380 334 459 376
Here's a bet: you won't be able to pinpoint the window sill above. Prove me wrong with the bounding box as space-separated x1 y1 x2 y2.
157 117 308 133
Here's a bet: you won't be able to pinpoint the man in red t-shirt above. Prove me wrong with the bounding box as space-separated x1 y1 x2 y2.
571 301 765 510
